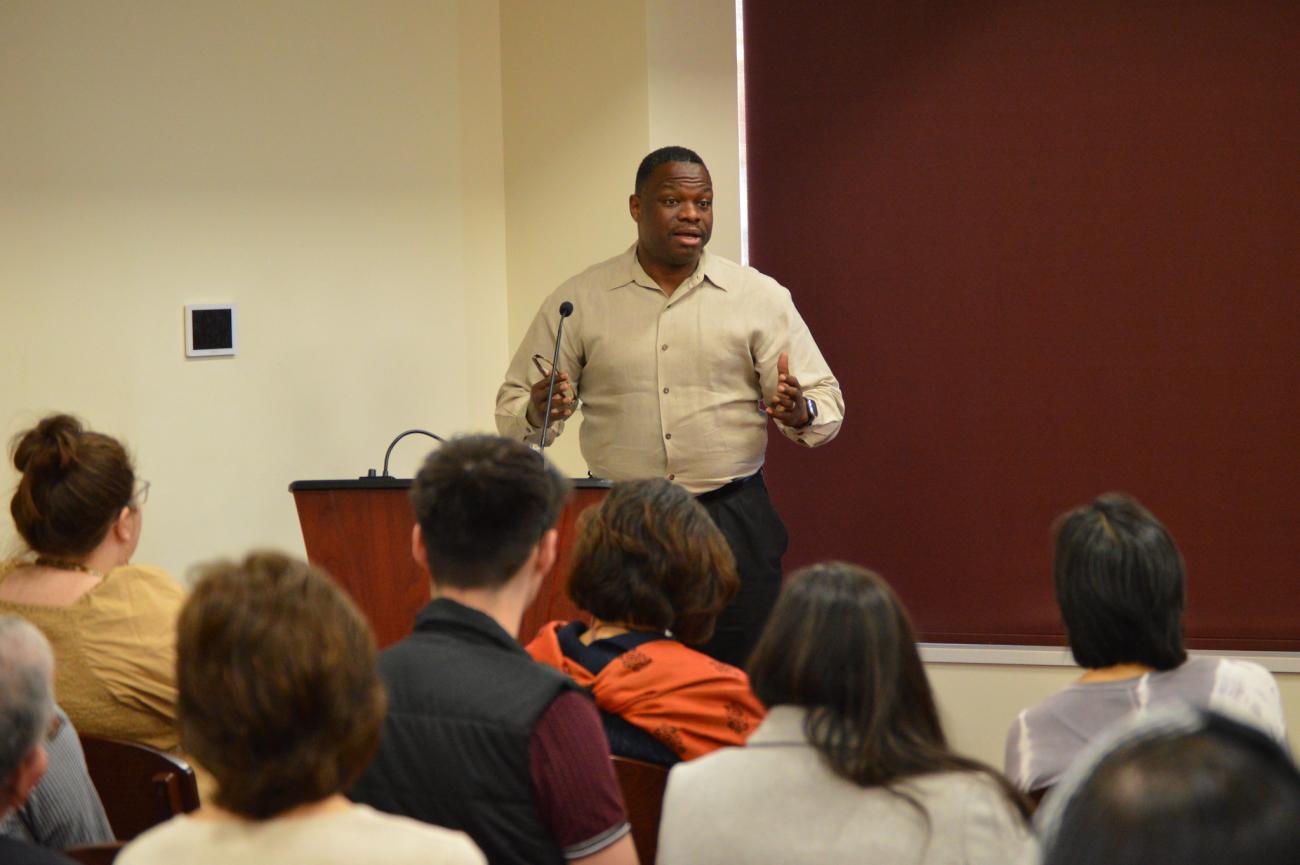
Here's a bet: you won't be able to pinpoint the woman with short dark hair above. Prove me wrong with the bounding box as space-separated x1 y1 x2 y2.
118 551 484 865
0 413 181 750
657 562 1033 865
527 479 765 764
1004 494 1286 796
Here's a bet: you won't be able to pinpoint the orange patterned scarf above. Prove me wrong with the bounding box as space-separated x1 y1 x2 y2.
527 620 766 761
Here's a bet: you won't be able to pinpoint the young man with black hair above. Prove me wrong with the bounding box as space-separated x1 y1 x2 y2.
349 436 634 865
497 146 844 667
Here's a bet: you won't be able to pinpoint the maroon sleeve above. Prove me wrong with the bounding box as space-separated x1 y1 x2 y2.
529 689 630 859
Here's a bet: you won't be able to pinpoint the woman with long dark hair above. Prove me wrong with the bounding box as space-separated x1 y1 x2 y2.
657 562 1032 864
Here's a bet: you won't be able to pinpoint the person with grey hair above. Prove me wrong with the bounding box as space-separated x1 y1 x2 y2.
0 615 77 864
0 705 113 850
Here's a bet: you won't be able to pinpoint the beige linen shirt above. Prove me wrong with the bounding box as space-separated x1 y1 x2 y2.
496 245 844 494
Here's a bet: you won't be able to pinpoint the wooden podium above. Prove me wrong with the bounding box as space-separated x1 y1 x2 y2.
289 477 610 648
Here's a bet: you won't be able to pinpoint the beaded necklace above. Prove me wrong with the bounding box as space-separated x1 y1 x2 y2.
32 556 105 579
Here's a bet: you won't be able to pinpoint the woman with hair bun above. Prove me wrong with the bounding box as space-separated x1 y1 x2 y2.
0 413 182 750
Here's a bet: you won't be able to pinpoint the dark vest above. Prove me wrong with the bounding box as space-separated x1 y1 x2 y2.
349 598 577 865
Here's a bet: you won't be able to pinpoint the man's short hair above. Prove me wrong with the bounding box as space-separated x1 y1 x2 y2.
1053 493 1188 671
566 479 738 644
410 435 570 589
634 146 707 194
178 551 386 819
0 616 54 786
1039 707 1300 865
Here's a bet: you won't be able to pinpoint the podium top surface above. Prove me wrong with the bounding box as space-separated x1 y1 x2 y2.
289 477 614 492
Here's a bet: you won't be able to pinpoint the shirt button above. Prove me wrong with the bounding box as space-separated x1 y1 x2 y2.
661 344 668 351
668 474 675 480
663 387 669 394
665 433 672 440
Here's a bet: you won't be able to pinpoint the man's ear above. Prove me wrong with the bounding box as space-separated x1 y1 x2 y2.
629 191 641 223
535 528 559 579
411 524 429 574
4 744 48 813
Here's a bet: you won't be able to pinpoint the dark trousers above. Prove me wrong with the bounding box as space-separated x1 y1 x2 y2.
696 471 788 669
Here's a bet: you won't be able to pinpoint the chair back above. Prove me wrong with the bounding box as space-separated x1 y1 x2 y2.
612 755 670 865
63 841 127 865
80 735 201 840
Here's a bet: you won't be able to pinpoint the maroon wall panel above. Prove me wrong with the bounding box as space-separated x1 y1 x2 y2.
744 1 1299 648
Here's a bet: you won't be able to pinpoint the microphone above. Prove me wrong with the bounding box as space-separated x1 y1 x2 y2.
364 429 446 478
539 302 574 459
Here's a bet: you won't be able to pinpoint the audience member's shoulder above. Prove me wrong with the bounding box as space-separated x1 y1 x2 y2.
119 807 487 865
0 836 77 865
340 805 486 863
1198 656 1287 740
908 772 1034 863
663 739 755 796
103 564 184 600
1012 681 1085 731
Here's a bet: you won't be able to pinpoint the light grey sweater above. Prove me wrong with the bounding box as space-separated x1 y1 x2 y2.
659 705 1035 865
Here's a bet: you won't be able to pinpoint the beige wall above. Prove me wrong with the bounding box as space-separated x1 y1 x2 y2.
647 0 742 263
1 0 506 578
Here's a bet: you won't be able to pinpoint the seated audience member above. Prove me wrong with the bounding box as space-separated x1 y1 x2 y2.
0 705 112 849
349 436 635 865
527 479 765 765
657 562 1034 865
0 615 78 865
1004 494 1287 796
0 414 181 750
1036 706 1300 865
118 551 484 865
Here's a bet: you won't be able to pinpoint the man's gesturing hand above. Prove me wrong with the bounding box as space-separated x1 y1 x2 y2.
527 371 575 428
765 352 811 428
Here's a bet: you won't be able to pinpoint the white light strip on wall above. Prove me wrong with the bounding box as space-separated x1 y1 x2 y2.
920 644 1300 674
735 0 749 266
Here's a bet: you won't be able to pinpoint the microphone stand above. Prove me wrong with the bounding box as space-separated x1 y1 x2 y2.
539 301 573 460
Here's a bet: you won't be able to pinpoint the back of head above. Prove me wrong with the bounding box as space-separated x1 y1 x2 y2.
1053 493 1187 670
409 435 570 589
635 146 706 193
178 551 385 820
566 478 738 644
1040 708 1300 865
748 562 948 785
0 616 54 788
9 414 136 557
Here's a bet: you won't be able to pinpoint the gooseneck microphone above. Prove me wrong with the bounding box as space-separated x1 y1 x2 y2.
367 429 446 478
538 301 574 460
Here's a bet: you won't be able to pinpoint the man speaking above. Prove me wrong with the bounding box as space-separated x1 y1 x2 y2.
496 146 843 666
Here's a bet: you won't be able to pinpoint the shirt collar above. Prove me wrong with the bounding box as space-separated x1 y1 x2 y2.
614 243 730 294
412 596 528 656
746 705 810 747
